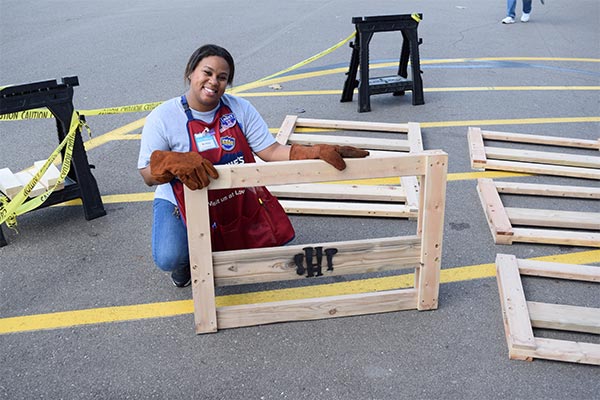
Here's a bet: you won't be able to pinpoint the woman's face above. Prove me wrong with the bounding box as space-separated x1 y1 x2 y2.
187 55 231 112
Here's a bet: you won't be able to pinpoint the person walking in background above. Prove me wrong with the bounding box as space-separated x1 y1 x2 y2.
502 0 533 24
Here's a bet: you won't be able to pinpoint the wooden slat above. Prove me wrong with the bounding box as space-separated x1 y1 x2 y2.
483 159 600 180
495 254 536 350
468 127 487 169
296 118 410 133
506 207 600 230
407 122 423 152
216 289 418 329
184 187 218 334
485 146 600 169
268 183 407 202
528 301 600 334
517 259 600 282
476 178 513 244
275 114 298 145
481 129 600 150
280 200 415 218
494 181 600 199
213 236 421 286
516 338 600 365
416 152 447 310
288 133 410 151
512 228 600 247
400 176 420 213
208 153 433 190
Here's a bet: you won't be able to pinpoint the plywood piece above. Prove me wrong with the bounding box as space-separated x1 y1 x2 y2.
0 168 23 199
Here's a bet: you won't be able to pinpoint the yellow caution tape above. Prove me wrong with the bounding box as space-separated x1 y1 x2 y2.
0 110 79 226
230 32 356 94
0 101 163 121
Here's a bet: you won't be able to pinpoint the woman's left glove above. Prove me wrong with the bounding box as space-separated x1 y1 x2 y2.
289 144 369 171
150 150 219 190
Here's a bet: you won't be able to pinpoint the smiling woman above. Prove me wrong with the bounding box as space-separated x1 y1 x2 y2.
136 44 369 288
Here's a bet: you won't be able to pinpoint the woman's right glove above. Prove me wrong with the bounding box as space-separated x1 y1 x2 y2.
150 150 219 190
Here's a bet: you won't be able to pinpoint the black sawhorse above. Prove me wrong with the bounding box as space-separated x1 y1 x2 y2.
341 13 424 113
0 77 106 246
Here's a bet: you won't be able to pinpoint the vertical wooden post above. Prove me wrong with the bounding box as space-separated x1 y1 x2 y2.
416 152 447 310
184 186 218 334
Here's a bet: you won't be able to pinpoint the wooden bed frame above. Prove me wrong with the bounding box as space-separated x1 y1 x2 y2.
468 127 600 180
495 254 599 365
184 150 447 334
268 116 423 218
476 178 600 247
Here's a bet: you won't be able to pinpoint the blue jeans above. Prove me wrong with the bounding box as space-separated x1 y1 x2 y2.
507 0 532 18
152 198 189 272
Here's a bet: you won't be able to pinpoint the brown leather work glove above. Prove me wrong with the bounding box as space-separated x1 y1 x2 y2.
289 144 370 171
150 150 219 190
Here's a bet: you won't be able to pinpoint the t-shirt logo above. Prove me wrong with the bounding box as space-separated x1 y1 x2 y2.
220 113 237 132
220 136 236 151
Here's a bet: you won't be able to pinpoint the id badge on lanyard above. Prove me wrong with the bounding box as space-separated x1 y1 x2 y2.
194 126 219 152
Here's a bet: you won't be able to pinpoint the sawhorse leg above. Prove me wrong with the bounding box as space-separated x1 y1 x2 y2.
341 31 360 103
358 30 374 113
0 225 7 247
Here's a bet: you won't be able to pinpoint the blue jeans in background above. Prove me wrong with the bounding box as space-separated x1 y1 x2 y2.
507 0 532 18
152 198 189 272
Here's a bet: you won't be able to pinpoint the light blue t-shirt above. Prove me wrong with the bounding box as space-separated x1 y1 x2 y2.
138 94 275 204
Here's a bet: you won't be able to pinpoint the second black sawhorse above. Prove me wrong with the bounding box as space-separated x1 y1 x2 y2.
341 13 424 113
0 76 106 246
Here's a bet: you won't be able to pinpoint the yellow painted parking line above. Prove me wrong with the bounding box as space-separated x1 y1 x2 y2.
1 249 598 335
239 86 600 97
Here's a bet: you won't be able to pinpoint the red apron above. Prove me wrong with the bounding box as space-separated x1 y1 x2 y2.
171 96 295 251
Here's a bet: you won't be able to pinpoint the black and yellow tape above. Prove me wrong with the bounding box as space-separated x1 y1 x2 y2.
0 110 81 226
0 101 164 122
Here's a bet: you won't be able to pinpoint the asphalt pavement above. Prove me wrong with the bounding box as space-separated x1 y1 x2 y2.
1 0 599 399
